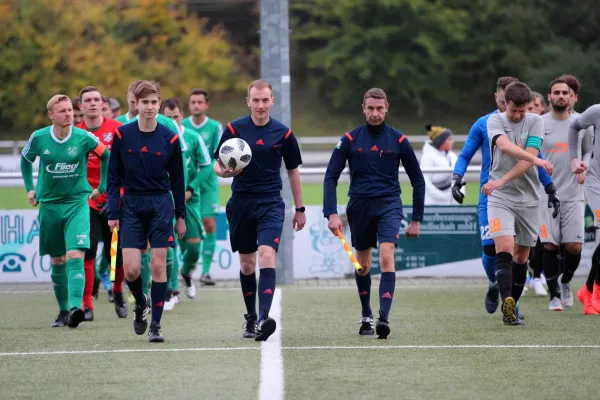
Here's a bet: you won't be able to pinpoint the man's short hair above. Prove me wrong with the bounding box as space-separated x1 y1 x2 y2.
247 79 273 97
557 74 581 95
128 80 144 94
134 81 161 101
101 95 109 103
547 78 569 94
189 88 209 101
47 94 72 112
78 86 101 100
109 98 121 110
363 88 388 103
162 98 182 113
504 82 532 106
496 77 519 92
532 91 547 107
72 97 80 111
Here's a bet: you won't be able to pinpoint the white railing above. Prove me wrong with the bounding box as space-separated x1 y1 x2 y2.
0 165 481 180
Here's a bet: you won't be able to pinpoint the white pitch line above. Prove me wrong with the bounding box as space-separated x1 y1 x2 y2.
259 288 284 400
2 344 600 357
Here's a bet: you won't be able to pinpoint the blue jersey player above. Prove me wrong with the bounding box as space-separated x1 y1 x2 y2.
452 77 559 315
323 88 425 339
214 79 305 342
107 81 186 342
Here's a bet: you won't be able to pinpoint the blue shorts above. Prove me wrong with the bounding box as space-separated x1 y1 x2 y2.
478 201 494 247
346 196 404 251
120 193 175 250
226 196 285 254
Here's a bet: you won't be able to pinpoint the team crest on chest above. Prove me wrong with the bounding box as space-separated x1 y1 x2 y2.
103 132 113 143
67 146 79 157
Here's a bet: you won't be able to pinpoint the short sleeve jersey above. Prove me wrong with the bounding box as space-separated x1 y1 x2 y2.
182 116 223 159
214 116 302 197
21 126 105 203
487 112 543 206
179 125 211 200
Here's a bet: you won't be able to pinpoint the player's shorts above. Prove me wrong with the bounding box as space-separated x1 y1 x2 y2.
85 207 123 267
478 200 494 247
39 197 90 257
585 185 600 228
120 193 175 250
183 199 206 239
540 200 585 245
487 201 538 247
200 173 219 218
346 196 404 251
226 195 285 254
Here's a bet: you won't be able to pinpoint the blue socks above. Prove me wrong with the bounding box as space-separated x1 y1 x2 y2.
482 252 497 284
379 272 396 320
240 271 257 316
151 281 167 325
258 268 276 320
355 271 372 318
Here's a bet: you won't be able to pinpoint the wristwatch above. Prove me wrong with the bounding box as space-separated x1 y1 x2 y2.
295 206 305 213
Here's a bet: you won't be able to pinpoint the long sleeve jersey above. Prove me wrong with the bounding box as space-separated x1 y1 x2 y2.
323 122 425 221
107 121 186 220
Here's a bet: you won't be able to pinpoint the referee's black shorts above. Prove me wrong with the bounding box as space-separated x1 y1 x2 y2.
119 193 175 250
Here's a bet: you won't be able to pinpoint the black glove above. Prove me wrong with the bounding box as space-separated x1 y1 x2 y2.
545 183 560 219
98 203 109 218
451 174 466 204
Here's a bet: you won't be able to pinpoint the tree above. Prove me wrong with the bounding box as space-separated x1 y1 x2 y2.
0 0 246 130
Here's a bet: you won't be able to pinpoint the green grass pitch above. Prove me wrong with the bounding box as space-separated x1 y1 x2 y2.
0 183 481 210
1 282 598 399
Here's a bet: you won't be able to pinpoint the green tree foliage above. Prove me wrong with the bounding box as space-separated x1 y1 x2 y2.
292 0 600 115
0 0 246 129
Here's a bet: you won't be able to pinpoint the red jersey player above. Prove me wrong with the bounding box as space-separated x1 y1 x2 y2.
76 86 128 320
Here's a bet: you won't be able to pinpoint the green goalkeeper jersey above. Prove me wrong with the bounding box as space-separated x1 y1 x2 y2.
21 126 105 203
179 125 211 201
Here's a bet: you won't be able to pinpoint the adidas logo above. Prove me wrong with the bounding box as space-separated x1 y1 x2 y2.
382 292 392 299
262 288 273 295
243 291 254 297
370 145 379 151
73 273 84 280
77 239 85 245
359 291 369 296
155 302 164 307
274 238 280 244
43 149 51 155
141 146 148 152
168 236 174 242
256 139 264 145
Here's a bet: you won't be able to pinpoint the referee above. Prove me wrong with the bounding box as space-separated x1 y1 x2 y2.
107 81 186 343
323 88 425 339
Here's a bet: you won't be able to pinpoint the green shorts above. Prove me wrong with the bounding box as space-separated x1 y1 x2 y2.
39 197 90 257
200 173 219 218
184 199 206 239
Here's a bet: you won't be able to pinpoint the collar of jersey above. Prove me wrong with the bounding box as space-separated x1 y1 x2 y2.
51 125 72 144
188 116 209 130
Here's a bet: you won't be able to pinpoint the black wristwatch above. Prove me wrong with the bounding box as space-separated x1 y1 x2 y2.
295 206 305 213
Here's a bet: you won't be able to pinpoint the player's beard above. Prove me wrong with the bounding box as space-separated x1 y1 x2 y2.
551 101 568 112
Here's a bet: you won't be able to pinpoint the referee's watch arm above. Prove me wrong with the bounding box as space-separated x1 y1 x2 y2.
288 168 306 231
399 136 425 223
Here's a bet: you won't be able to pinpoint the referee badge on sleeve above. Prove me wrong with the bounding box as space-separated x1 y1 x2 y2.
335 140 342 149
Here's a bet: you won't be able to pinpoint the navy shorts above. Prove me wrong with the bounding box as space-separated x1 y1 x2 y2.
120 193 175 250
346 196 404 251
226 196 285 254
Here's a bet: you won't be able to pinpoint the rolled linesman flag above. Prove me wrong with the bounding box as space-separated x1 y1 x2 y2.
336 230 363 272
110 228 118 282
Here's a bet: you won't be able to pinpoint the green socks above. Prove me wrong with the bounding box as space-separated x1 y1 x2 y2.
51 263 69 312
66 258 85 309
141 253 151 295
98 253 109 276
170 247 180 291
182 241 201 276
202 233 216 275
166 248 174 291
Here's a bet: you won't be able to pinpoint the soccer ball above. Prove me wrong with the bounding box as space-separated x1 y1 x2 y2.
219 138 253 170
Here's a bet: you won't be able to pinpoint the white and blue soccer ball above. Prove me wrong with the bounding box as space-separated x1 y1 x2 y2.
219 138 252 170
